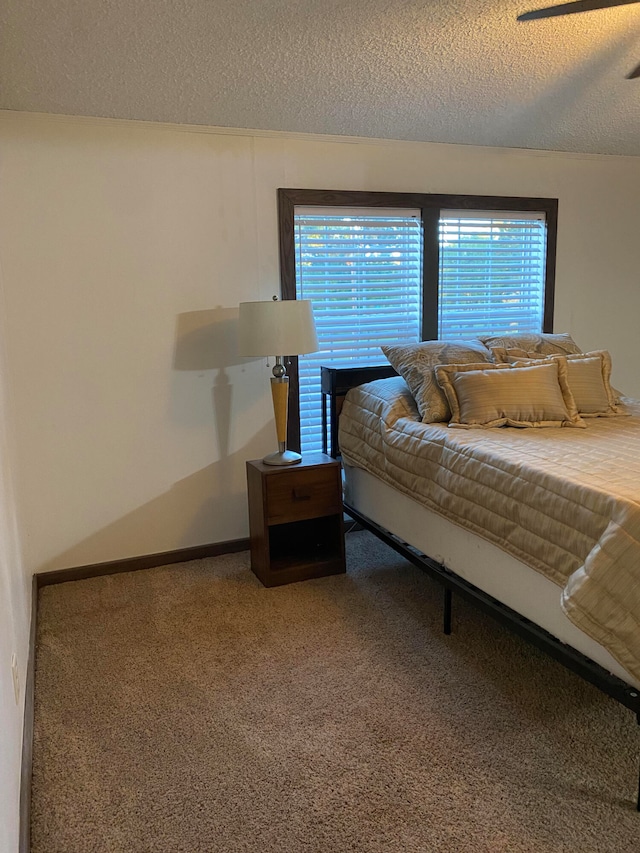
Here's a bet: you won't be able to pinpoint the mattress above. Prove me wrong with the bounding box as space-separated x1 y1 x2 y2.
339 376 640 685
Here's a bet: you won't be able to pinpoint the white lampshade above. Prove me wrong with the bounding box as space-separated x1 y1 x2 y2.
238 299 318 357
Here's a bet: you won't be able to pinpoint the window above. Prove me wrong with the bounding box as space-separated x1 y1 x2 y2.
438 211 547 338
278 190 557 454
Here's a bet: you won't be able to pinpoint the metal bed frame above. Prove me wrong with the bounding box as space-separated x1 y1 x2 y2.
320 363 640 810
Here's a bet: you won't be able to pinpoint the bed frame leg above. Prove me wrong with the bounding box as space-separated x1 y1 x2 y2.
443 587 452 635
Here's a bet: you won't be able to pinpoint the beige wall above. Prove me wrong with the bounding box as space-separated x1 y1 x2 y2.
0 272 29 853
0 112 639 581
0 582 27 853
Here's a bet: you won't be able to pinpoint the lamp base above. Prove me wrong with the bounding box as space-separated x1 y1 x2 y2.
262 449 302 466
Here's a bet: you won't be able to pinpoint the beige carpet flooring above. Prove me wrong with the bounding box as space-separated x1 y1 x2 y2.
32 530 640 852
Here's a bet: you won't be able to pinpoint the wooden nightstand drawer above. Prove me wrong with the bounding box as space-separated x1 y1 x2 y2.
266 464 341 524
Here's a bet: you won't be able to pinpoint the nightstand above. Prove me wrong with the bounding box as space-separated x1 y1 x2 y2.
246 453 346 587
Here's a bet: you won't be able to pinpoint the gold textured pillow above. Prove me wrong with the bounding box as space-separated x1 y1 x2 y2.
381 340 493 423
491 347 548 364
509 351 621 417
435 359 585 429
481 332 582 359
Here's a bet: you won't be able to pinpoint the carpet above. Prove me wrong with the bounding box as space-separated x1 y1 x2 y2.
32 530 640 852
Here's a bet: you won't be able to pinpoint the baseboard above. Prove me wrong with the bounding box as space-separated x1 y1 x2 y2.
19 575 38 853
35 538 250 588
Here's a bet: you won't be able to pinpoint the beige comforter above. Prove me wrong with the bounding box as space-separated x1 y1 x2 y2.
339 376 640 683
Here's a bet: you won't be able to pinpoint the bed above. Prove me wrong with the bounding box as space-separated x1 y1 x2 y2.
321 334 640 809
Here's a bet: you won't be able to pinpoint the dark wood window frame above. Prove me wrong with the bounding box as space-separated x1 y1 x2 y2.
278 188 559 453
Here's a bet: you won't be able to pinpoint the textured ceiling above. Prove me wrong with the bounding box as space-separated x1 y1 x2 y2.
1 0 639 155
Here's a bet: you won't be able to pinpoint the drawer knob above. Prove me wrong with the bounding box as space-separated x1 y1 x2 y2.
292 489 311 502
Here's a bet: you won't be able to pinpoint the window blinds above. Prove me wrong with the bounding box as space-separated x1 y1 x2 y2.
294 209 423 454
438 211 546 339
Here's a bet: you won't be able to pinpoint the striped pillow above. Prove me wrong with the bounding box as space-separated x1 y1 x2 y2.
435 359 585 429
508 351 621 417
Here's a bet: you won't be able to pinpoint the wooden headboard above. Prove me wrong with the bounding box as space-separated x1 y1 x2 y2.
320 364 398 458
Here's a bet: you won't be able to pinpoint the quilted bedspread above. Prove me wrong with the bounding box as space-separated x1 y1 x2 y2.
339 376 640 682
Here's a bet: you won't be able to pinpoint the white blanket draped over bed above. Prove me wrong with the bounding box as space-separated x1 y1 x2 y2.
339 376 640 683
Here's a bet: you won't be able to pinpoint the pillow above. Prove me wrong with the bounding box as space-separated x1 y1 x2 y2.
381 340 493 423
433 362 511 422
434 359 585 429
508 350 621 417
491 347 547 364
480 332 582 358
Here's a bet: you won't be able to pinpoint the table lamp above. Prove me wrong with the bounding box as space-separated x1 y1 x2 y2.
238 297 318 466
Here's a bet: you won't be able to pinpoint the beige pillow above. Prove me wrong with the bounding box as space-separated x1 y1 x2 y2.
480 332 582 358
509 351 621 417
435 359 585 429
491 347 547 364
381 340 493 423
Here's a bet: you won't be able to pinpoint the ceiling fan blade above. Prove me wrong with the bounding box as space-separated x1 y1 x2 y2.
518 0 638 21
627 61 640 78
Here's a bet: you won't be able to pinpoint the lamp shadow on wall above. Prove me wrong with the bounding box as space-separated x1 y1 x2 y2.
173 307 242 460
37 307 267 574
